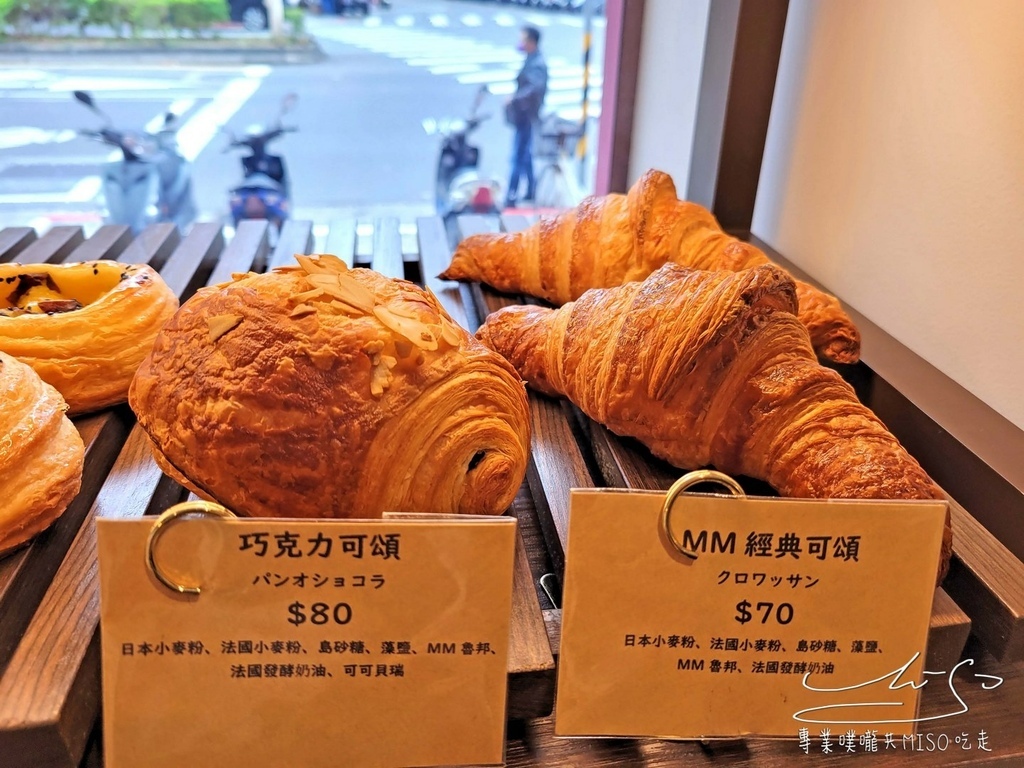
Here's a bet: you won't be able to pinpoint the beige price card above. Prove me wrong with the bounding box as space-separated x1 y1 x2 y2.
98 511 517 768
555 483 947 740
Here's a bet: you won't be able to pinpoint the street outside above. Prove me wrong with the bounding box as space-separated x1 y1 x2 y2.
0 0 606 245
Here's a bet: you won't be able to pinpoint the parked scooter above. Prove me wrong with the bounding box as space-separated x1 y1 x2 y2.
429 85 502 225
224 93 298 234
73 90 195 234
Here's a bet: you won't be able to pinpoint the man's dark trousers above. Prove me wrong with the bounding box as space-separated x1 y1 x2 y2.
508 120 535 205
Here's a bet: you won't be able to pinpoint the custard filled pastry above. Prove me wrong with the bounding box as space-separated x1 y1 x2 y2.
0 261 178 414
443 169 860 364
129 254 530 519
478 264 951 579
0 351 84 554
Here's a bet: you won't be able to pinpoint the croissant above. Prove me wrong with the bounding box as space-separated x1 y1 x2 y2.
0 351 85 554
477 264 951 576
0 261 179 414
129 254 530 519
442 169 860 364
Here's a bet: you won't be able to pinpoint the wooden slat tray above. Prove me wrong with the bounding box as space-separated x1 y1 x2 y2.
0 217 554 768
3 211 1023 767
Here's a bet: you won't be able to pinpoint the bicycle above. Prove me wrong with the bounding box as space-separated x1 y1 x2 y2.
532 114 587 211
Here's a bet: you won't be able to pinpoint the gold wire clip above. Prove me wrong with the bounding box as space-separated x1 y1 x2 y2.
145 501 237 596
661 470 746 561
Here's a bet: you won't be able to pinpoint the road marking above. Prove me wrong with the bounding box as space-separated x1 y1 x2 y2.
48 76 182 92
0 127 77 150
561 16 583 28
144 98 197 132
525 14 551 27
176 75 263 162
395 14 415 27
494 13 516 27
365 15 382 26
429 64 483 75
0 68 48 81
68 177 103 202
461 13 483 27
429 14 449 27
0 176 102 205
318 21 602 119
409 53 522 67
457 64 583 84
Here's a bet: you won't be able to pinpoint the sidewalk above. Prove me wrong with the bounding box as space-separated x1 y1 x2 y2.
0 23 324 65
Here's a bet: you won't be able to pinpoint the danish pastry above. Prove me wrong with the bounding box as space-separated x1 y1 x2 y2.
129 254 530 519
0 261 178 415
0 351 84 554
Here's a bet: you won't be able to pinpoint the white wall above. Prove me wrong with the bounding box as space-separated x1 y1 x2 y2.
754 0 1024 430
627 0 711 191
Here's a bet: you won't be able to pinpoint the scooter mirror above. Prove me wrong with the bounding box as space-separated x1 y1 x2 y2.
73 90 113 125
163 112 176 129
470 85 488 118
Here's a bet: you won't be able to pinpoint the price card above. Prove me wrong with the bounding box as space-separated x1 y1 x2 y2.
97 512 517 768
555 485 948 739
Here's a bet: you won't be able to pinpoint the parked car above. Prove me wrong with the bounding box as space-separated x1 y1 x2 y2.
227 0 304 31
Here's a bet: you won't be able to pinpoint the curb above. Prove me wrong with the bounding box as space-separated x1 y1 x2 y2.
0 41 326 65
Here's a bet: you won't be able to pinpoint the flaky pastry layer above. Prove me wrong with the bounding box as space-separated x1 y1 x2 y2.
0 351 84 554
0 261 179 414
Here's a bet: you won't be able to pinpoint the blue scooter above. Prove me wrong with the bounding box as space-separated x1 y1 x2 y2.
225 94 298 234
73 90 195 234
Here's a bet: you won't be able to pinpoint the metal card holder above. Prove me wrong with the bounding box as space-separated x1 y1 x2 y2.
145 501 236 596
660 469 746 560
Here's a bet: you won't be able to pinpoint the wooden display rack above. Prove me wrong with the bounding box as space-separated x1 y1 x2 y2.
1 215 1023 766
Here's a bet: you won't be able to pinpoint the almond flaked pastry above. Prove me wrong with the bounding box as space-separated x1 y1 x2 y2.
127 262 531 523
294 288 326 303
394 338 414 359
296 253 350 277
373 305 438 352
295 255 335 276
305 274 375 313
440 319 460 347
207 314 242 342
329 300 359 315
369 358 397 397
289 304 317 318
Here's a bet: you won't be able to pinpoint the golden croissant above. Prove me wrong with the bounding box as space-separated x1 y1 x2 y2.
129 254 530 519
477 264 951 577
443 169 860 364
0 261 179 414
0 351 84 554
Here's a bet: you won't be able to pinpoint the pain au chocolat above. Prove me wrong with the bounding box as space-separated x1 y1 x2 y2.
129 255 530 519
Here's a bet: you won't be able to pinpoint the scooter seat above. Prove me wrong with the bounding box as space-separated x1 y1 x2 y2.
232 173 284 193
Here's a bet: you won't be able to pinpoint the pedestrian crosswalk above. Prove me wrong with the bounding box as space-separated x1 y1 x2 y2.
313 15 603 120
376 11 605 31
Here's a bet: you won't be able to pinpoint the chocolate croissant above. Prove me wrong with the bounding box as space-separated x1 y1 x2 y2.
129 255 530 519
477 264 951 575
443 169 860 364
0 351 84 554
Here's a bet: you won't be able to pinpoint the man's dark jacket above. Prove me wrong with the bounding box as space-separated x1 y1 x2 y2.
508 50 548 126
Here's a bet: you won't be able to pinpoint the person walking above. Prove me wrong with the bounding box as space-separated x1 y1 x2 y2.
505 26 548 208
